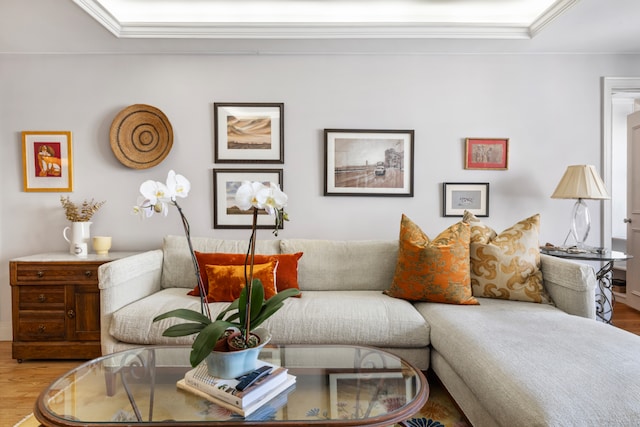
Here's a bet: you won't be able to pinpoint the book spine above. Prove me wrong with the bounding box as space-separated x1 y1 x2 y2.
184 376 242 407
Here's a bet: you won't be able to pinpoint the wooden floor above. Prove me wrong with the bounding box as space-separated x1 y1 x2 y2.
2 302 640 426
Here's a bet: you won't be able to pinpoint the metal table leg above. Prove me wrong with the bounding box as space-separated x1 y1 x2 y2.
595 260 615 324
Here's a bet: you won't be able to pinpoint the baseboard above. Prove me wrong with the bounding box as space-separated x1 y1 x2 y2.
0 321 12 341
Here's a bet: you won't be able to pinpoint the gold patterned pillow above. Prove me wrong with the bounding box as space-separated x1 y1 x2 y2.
463 211 551 304
385 215 478 305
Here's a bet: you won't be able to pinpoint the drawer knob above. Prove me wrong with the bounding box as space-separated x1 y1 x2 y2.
38 324 46 333
84 270 93 278
67 309 75 319
37 271 44 278
38 294 46 303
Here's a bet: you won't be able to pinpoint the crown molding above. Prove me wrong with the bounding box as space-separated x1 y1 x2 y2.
73 0 122 35
71 0 574 40
530 0 579 37
114 22 531 40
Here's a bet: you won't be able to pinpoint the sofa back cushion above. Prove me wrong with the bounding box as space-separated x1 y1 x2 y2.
280 239 398 291
161 235 281 289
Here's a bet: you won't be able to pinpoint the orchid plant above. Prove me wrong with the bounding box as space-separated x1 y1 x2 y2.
234 181 289 343
151 179 299 368
133 170 210 318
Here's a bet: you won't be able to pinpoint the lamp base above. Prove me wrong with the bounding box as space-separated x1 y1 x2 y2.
570 198 590 249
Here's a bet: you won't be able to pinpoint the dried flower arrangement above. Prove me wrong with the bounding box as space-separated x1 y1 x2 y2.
60 196 106 222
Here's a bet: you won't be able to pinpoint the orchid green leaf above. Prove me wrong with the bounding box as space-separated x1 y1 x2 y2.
153 308 211 325
190 321 234 367
161 323 205 337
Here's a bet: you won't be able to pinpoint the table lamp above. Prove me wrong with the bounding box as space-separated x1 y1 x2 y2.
551 165 610 248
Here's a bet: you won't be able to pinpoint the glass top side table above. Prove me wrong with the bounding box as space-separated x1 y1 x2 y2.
540 247 632 324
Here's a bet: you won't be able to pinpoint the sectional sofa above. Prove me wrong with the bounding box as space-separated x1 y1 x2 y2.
99 214 640 426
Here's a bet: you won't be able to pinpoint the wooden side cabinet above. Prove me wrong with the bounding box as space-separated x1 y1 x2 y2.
9 252 130 362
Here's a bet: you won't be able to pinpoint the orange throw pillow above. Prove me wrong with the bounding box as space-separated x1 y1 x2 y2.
189 251 303 297
205 261 278 302
385 214 478 305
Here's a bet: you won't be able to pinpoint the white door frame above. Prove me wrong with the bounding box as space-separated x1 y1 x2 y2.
602 77 640 247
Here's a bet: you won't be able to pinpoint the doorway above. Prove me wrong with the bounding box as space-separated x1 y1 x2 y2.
602 77 640 250
602 77 640 307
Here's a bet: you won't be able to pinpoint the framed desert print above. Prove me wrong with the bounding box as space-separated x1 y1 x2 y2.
213 168 284 229
22 131 73 192
324 129 414 196
443 182 489 217
465 138 509 170
214 103 284 163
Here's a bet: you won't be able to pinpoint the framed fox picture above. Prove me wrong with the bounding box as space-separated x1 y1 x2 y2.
22 131 73 192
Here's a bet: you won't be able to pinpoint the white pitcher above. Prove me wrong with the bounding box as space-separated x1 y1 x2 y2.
63 222 92 255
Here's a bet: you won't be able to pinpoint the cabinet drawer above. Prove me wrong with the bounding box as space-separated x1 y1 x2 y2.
17 313 65 340
14 263 100 283
19 286 65 310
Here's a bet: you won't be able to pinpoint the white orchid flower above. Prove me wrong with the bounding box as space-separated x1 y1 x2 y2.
138 180 169 217
235 181 268 211
166 170 190 200
133 196 156 218
140 179 169 204
256 182 288 216
136 170 191 218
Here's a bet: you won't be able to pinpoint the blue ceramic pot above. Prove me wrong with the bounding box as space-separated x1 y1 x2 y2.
205 328 271 379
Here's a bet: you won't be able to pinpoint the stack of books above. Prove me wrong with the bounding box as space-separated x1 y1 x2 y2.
177 360 296 417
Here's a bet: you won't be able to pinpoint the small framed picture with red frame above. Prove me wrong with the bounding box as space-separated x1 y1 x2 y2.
464 138 508 170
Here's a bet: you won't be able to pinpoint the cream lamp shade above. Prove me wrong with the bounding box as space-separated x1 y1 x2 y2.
551 165 609 248
551 165 610 200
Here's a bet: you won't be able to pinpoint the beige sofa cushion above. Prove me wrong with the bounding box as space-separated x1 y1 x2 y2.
280 239 398 291
110 288 430 348
161 235 281 289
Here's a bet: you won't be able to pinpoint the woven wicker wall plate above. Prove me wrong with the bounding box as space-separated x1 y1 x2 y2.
109 104 173 169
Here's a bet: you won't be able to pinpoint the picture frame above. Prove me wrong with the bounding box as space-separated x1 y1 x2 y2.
324 129 414 197
22 131 73 192
464 138 509 170
442 182 490 217
214 102 284 163
329 372 415 419
213 168 284 229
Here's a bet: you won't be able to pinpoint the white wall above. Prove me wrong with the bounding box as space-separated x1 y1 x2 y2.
2 5 640 340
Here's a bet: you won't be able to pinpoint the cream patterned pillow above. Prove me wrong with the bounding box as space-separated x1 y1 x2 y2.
463 211 552 304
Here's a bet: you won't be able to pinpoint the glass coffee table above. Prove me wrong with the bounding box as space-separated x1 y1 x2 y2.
35 345 428 426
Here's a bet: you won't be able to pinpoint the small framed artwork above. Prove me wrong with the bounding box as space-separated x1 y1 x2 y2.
329 372 415 419
214 102 284 163
465 138 509 170
443 182 489 217
324 129 414 197
22 131 73 192
213 168 284 229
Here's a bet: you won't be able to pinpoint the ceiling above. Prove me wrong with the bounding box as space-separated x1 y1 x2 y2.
72 0 573 39
2 0 640 54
